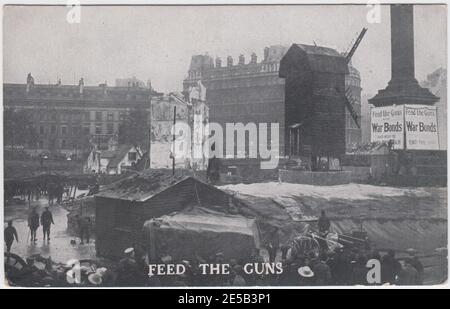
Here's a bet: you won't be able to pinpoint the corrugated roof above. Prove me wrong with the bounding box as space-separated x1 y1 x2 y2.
95 170 188 201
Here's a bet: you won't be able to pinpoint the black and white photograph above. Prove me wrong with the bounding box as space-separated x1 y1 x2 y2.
1 2 448 289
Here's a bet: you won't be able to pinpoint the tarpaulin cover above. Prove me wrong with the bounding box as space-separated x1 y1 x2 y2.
143 207 261 261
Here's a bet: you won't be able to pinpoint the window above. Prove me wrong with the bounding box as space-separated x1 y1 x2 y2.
83 126 90 135
107 123 114 134
38 141 44 148
51 125 56 135
61 139 66 149
96 111 102 121
51 113 57 121
107 112 114 121
61 126 67 135
39 126 45 135
72 126 80 136
128 152 137 161
95 123 102 134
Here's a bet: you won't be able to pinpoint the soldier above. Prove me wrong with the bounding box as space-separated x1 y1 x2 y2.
28 207 40 243
4 220 19 252
40 207 54 242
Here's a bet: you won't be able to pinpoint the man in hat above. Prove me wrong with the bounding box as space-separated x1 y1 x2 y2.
4 220 19 252
297 266 315 286
87 272 103 287
118 247 140 286
28 207 40 242
40 207 54 242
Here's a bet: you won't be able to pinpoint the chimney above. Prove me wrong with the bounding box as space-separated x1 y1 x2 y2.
79 78 84 95
215 57 222 68
103 81 108 96
238 54 245 65
26 73 34 93
264 47 270 61
227 56 233 67
250 52 257 64
57 78 62 86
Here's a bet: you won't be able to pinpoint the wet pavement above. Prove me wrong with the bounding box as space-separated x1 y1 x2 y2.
4 198 96 264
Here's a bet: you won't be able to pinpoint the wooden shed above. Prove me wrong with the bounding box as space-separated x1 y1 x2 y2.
94 170 242 258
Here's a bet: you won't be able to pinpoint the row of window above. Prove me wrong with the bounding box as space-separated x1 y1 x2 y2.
37 111 127 122
261 62 280 73
94 123 115 134
39 125 90 136
38 123 117 136
37 139 80 150
95 111 124 121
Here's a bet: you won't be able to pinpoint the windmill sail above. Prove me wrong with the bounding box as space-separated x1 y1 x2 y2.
344 88 360 128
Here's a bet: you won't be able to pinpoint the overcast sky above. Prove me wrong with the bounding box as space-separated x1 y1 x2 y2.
2 4 447 96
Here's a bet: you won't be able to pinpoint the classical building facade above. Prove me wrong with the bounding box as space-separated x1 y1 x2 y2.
3 75 157 157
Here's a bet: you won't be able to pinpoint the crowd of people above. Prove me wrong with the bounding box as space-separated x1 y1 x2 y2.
85 242 424 287
4 204 426 287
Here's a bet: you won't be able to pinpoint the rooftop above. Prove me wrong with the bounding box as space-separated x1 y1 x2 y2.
95 169 188 201
3 82 161 104
102 145 137 168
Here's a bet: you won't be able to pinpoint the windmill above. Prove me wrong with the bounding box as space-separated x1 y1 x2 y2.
341 27 368 129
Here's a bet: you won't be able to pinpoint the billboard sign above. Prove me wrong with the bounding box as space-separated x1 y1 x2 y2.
404 105 439 150
370 105 404 149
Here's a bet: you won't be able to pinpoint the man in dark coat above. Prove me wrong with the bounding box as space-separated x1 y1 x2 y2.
318 210 331 233
40 207 54 242
118 248 140 286
381 250 402 284
409 254 424 285
4 220 19 252
28 207 40 242
77 215 91 244
317 210 331 253
397 258 420 285
267 227 280 263
206 155 221 184
312 254 332 286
